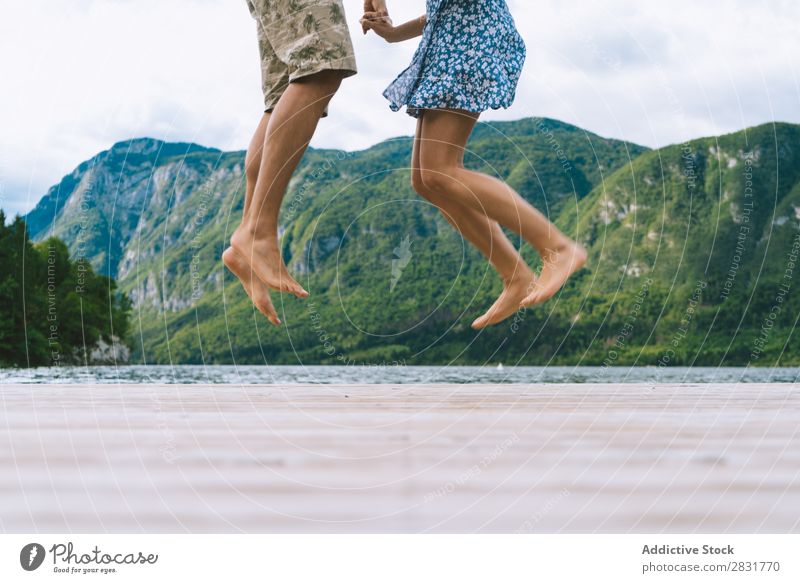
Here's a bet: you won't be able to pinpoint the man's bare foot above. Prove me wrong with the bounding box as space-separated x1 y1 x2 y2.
230 228 308 298
521 240 587 307
222 247 281 326
472 265 537 329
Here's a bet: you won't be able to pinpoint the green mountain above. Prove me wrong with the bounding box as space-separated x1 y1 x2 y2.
26 139 220 278
23 118 800 366
564 122 800 365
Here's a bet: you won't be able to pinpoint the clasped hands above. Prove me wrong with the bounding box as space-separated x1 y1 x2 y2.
360 0 392 34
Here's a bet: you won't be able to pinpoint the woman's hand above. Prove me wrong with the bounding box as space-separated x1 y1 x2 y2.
360 13 398 42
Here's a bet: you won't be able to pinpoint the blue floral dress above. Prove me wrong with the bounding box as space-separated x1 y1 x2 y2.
384 0 526 117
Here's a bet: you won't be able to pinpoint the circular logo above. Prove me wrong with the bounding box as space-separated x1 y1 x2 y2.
20 543 46 571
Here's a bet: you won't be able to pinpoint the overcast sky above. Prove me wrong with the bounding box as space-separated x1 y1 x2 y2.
1 0 799 217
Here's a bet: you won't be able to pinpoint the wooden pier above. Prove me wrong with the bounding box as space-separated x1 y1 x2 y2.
1 383 798 532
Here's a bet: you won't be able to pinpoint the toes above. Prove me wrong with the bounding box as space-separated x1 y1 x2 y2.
265 310 282 327
287 284 308 298
471 316 487 329
286 280 309 298
472 304 503 329
272 278 308 298
254 300 281 326
251 288 281 325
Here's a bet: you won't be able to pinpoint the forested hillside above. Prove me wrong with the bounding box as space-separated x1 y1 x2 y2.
0 213 130 366
22 118 800 366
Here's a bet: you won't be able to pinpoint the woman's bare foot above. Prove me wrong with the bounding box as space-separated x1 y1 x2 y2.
222 247 281 326
521 240 587 307
229 228 308 298
472 265 537 329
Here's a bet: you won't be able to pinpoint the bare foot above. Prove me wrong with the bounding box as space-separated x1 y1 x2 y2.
521 240 587 307
230 228 308 298
222 247 281 326
472 265 537 329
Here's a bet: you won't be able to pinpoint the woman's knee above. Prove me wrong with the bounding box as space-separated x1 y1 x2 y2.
411 171 444 205
411 170 430 196
419 164 455 194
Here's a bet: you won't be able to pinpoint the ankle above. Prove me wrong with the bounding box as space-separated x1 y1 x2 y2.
234 220 278 242
534 234 572 256
500 261 533 285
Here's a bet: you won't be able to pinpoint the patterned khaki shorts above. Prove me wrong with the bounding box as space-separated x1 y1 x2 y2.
245 0 358 112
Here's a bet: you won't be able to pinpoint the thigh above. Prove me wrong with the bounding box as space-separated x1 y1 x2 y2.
411 117 424 183
419 109 479 170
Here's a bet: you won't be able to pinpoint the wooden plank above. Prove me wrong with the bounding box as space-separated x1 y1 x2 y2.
1 383 798 533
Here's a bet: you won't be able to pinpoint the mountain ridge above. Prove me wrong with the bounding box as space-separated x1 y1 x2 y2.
19 117 800 365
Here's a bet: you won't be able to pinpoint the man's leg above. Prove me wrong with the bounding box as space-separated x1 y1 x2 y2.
230 70 346 298
242 112 270 217
223 112 282 326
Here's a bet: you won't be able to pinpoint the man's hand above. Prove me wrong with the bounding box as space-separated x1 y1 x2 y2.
362 0 390 34
364 0 387 13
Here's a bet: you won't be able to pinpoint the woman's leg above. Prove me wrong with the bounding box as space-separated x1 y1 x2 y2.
223 112 281 325
418 109 587 306
412 116 536 328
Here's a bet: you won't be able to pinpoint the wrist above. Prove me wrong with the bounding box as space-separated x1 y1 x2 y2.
383 27 400 43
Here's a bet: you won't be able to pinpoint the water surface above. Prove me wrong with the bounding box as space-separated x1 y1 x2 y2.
1 365 798 384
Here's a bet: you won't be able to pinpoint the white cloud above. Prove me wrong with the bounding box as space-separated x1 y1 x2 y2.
1 0 799 216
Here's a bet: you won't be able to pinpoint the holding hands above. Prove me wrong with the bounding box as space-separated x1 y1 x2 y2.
361 0 391 34
361 1 426 44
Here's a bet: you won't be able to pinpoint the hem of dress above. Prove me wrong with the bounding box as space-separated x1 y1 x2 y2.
386 99 518 119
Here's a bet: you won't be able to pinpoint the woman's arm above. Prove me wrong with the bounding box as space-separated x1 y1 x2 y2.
362 14 426 43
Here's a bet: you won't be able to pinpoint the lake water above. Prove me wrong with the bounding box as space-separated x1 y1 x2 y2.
1 365 798 384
